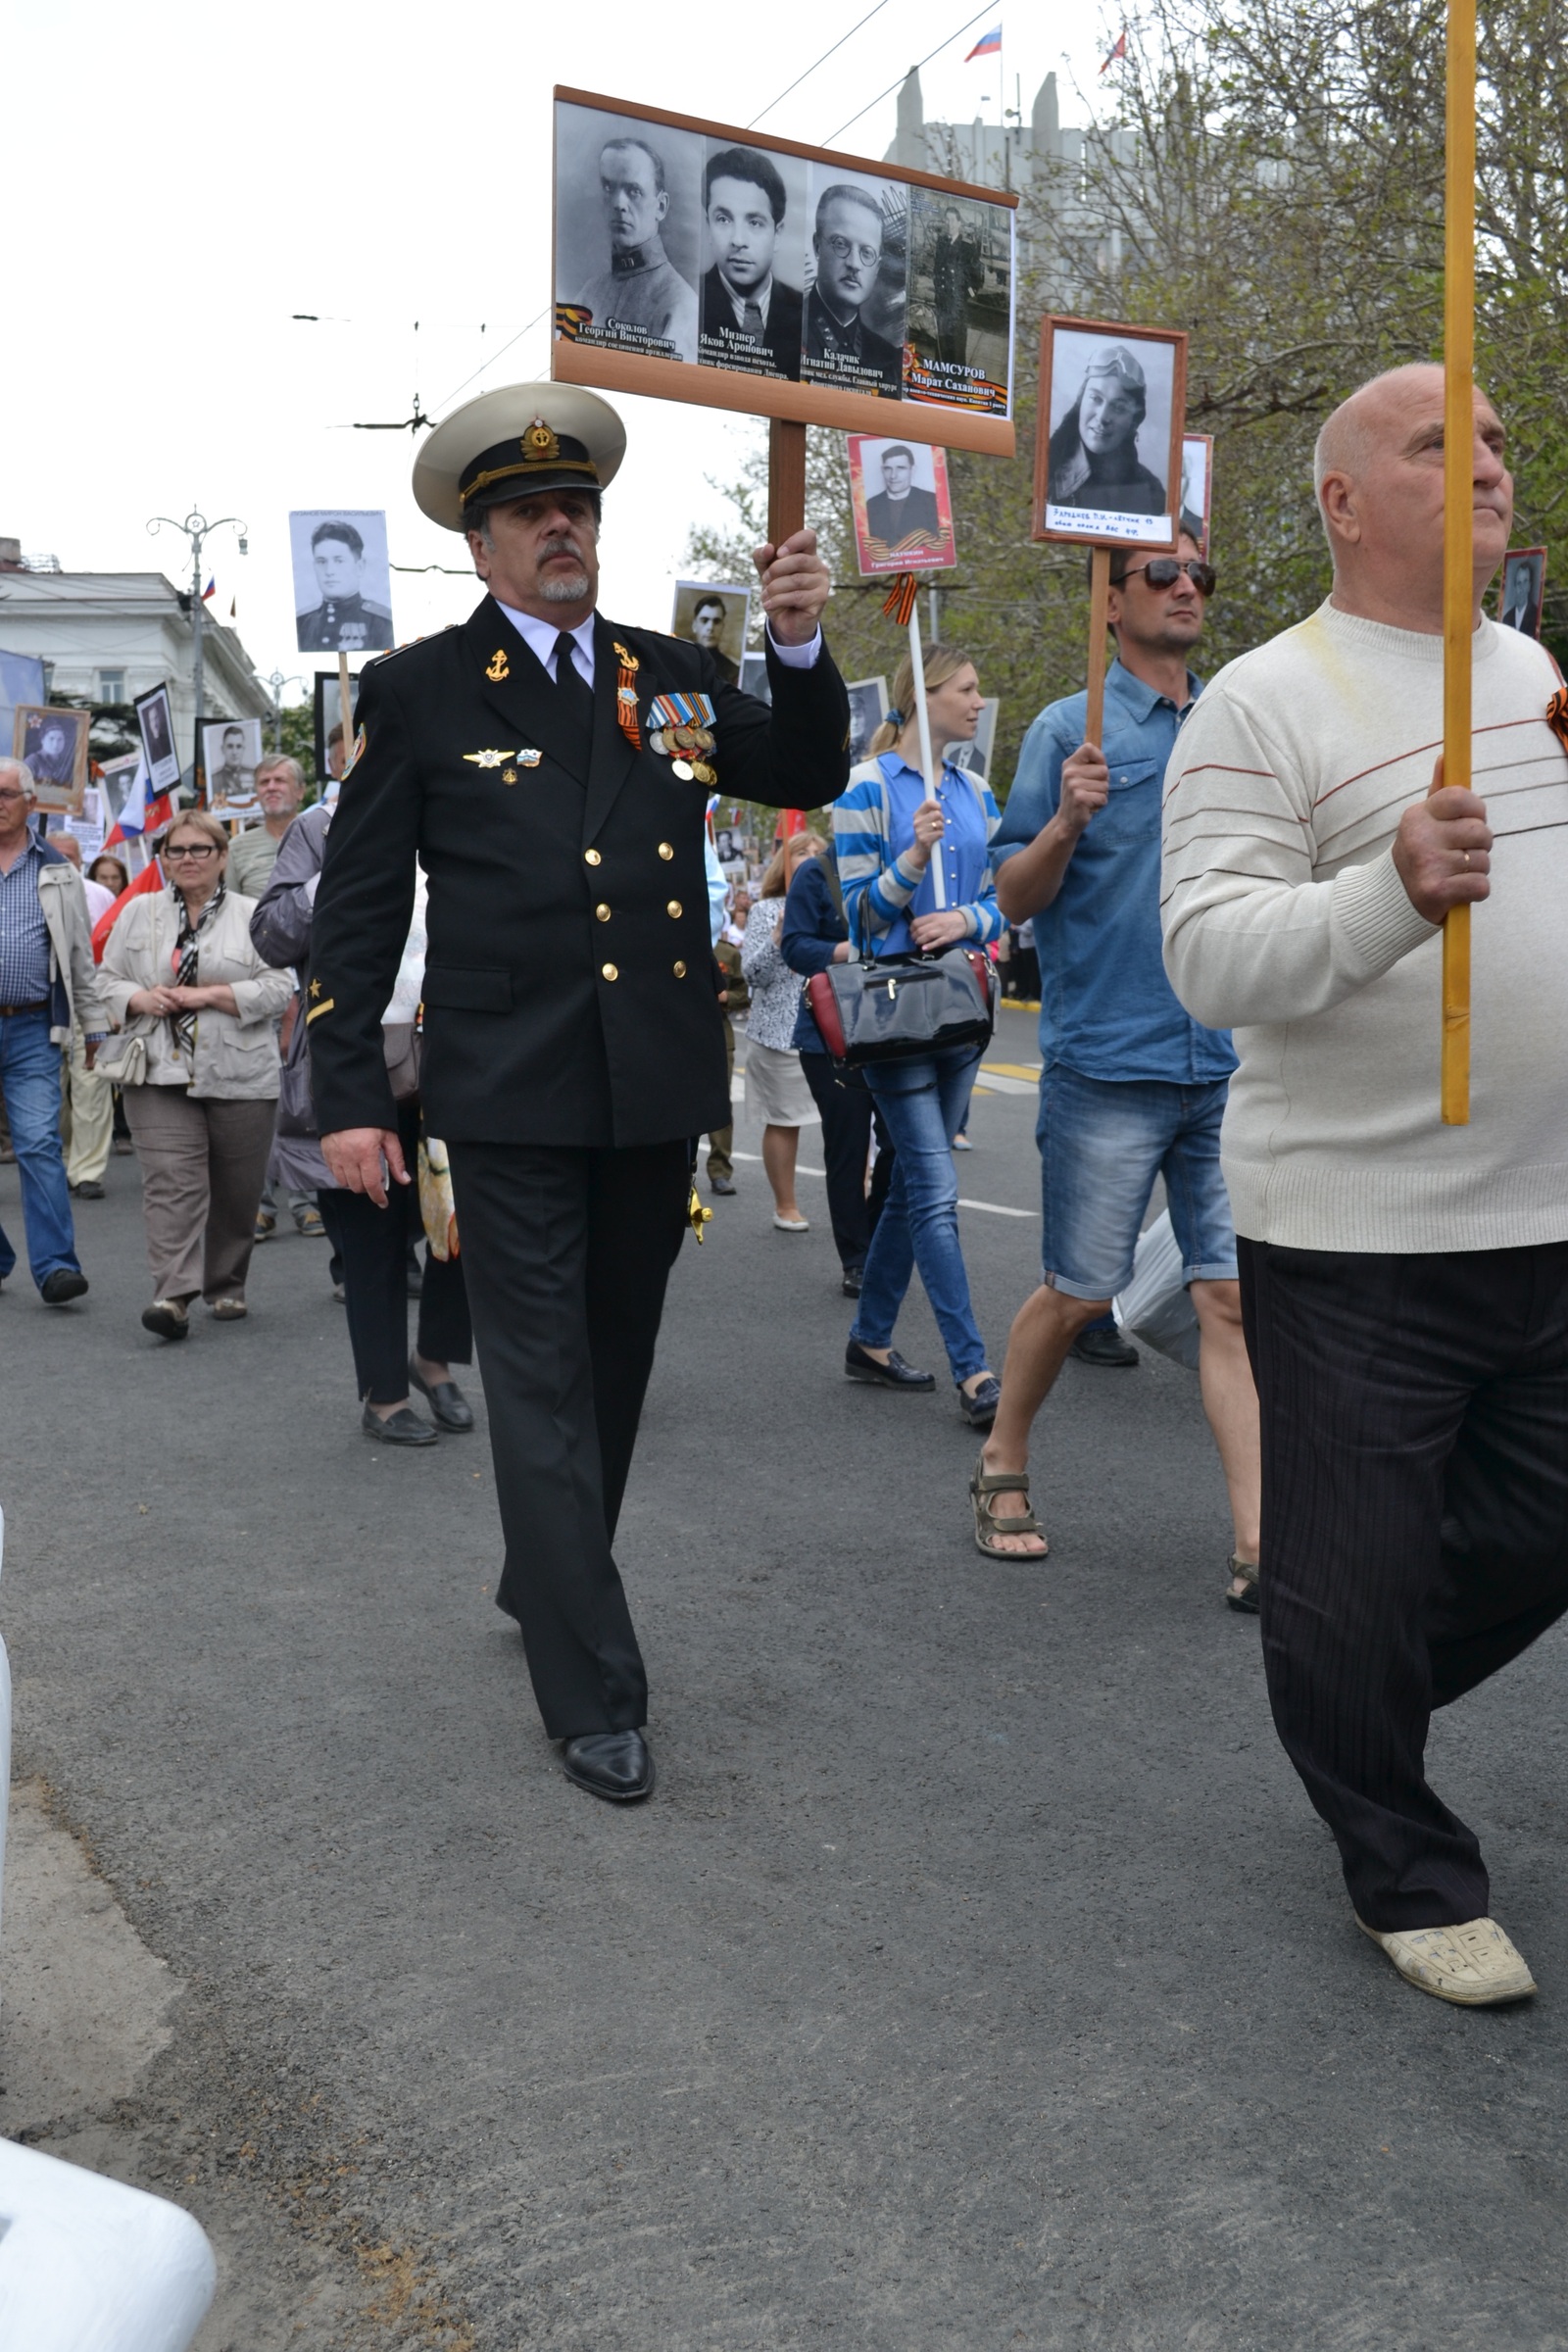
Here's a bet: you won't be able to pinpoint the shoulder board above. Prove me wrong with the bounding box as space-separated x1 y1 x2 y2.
365 625 460 672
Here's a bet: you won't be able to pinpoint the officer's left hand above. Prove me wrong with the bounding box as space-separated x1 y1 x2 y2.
753 527 830 646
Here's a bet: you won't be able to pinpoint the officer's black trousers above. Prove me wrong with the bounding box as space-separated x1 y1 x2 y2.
448 1138 691 1740
1239 1236 1568 1935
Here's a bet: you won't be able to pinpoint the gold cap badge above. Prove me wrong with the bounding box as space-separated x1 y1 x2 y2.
523 419 561 462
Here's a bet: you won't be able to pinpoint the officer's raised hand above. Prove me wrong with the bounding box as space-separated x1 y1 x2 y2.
752 527 830 646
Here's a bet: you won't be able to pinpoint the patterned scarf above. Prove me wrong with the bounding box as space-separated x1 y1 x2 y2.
170 878 226 1055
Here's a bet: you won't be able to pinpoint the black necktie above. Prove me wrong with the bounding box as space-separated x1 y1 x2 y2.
554 630 593 738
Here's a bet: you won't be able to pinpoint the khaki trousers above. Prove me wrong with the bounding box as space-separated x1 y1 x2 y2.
122 1085 276 1303
59 1026 115 1186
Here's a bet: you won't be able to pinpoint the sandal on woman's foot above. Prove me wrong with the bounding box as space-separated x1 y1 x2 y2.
969 1456 1048 1560
1225 1556 1260 1613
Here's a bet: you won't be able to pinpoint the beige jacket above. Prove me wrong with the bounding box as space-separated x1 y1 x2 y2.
100 887 292 1099
36 858 109 1044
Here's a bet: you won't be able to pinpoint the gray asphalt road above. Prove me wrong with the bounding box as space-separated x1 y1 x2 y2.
4 1000 1567 2349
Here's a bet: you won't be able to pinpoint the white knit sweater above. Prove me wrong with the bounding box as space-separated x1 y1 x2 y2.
1161 601 1568 1252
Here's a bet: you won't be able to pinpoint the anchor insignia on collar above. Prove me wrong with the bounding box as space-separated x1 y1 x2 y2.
485 649 511 681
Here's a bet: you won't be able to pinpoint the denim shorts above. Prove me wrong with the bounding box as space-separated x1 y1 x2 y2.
1037 1065 1237 1299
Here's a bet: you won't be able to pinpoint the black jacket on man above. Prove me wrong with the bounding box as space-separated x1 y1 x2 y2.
699 268 804 380
308 596 851 1150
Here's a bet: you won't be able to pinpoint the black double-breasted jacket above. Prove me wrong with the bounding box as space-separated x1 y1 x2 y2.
307 596 851 1147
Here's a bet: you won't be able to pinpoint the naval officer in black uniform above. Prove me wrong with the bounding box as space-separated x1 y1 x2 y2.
308 383 849 1803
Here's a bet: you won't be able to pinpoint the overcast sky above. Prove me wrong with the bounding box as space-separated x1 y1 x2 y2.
9 0 1107 704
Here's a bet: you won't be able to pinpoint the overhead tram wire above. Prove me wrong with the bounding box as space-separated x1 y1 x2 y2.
746 0 891 127
823 0 1000 146
430 309 551 416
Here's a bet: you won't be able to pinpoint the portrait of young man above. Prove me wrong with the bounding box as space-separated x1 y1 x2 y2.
698 144 803 381
803 176 903 398
571 129 700 366
295 519 395 655
1498 549 1544 637
207 719 261 806
684 593 739 685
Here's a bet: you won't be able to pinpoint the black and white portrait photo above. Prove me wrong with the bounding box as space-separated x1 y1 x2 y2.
203 715 265 809
555 102 703 367
698 141 807 382
802 166 906 401
945 696 999 782
1037 318 1186 547
1180 434 1213 556
14 704 89 810
849 435 955 572
670 580 753 685
1498 547 1546 639
290 512 395 656
134 682 181 795
905 187 1011 416
846 676 889 764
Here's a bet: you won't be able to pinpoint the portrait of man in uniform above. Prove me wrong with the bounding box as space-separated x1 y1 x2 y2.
204 714 265 808
698 144 804 381
803 174 904 398
670 579 752 686
572 132 700 366
1498 547 1546 638
1037 319 1185 545
292 514 396 655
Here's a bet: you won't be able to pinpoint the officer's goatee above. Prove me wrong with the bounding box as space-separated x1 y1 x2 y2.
538 534 592 605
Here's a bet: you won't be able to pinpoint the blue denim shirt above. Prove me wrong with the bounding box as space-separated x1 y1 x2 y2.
992 661 1236 1085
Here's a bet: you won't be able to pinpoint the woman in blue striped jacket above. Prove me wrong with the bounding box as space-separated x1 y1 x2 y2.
831 644 1005 1427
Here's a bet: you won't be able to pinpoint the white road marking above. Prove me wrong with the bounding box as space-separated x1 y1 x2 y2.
729 1152 1035 1216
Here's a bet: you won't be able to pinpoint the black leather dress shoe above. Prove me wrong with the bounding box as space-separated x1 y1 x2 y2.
408 1353 475 1431
562 1731 655 1802
845 1339 935 1389
841 1264 864 1297
41 1268 89 1305
362 1403 438 1446
1070 1322 1140 1369
958 1373 1002 1429
710 1175 737 1196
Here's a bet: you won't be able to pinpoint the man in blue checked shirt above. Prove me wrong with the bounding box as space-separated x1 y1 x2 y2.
968 538 1261 1604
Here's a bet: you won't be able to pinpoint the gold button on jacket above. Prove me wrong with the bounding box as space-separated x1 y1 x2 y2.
672 960 687 978
584 847 602 866
666 900 682 918
601 962 618 982
595 903 612 921
658 842 673 860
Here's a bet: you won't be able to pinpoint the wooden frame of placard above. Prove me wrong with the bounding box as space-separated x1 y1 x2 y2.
550 86 1019 465
1032 314 1188 551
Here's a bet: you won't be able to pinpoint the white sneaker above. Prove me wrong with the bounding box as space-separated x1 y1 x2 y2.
1357 1914 1537 2005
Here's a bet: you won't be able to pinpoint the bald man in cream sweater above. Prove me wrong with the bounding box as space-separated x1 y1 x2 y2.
1161 365 1568 2009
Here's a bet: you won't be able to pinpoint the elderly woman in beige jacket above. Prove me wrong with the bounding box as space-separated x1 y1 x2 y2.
101 810 293 1340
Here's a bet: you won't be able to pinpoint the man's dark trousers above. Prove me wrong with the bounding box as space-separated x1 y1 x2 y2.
801 1053 894 1275
448 1138 690 1740
1239 1236 1568 1933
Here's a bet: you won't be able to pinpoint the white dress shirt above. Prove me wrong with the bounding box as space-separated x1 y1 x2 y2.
493 601 821 686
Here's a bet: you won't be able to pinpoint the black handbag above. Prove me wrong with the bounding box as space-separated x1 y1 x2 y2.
808 944 995 1066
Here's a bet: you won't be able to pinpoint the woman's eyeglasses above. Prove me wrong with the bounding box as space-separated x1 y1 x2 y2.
1120 558 1217 596
164 844 219 862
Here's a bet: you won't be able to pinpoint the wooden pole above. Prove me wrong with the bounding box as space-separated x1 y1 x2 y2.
906 609 947 910
1085 546 1112 746
1440 0 1476 1125
769 417 808 836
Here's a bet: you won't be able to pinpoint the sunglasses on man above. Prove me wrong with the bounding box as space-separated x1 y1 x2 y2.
1120 558 1216 596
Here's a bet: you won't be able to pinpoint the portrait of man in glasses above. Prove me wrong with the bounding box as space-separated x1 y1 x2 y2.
803 178 903 397
1047 337 1171 522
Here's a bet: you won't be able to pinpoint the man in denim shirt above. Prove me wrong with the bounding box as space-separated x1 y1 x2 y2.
969 539 1261 1606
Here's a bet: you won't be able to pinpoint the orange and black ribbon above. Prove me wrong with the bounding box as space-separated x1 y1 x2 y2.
882 571 919 627
1546 685 1568 758
612 640 641 751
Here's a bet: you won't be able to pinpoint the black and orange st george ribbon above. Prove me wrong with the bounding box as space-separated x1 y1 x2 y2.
612 640 641 751
881 571 919 627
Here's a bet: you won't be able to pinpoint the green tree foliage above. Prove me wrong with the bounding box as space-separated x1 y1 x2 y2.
687 0 1568 799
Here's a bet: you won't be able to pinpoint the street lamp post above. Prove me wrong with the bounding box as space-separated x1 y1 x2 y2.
263 671 307 753
146 508 248 797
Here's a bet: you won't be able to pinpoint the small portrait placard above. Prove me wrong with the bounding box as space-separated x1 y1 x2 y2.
669 580 753 685
1180 433 1213 557
14 704 90 812
203 715 266 812
290 512 395 655
1498 546 1546 639
134 683 181 795
1035 316 1188 548
848 435 956 573
846 675 889 763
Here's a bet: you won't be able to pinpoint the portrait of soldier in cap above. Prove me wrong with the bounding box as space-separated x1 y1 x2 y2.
698 144 805 381
573 133 700 366
294 516 395 655
204 715 264 806
1047 339 1170 519
803 175 904 398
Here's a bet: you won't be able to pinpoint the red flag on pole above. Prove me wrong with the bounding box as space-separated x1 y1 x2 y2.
1100 30 1127 70
91 858 164 962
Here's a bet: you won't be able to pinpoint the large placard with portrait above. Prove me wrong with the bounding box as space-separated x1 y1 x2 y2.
13 704 90 813
1034 316 1188 550
552 89 1017 459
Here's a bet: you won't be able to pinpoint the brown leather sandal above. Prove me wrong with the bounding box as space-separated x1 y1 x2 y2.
969 1457 1049 1560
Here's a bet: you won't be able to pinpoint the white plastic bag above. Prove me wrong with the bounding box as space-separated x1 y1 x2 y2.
1113 1210 1200 1369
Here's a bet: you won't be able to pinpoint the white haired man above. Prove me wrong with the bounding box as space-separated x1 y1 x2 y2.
1161 365 1568 2006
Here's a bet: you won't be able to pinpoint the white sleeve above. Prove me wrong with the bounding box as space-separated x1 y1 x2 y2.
765 626 822 670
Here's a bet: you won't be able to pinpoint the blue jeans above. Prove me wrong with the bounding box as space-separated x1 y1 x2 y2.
0 1010 79 1290
850 1045 988 1384
1038 1065 1236 1298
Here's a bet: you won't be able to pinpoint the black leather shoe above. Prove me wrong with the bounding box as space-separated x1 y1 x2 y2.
41 1268 89 1305
958 1373 1002 1429
842 1265 864 1297
71 1179 106 1200
1070 1322 1140 1369
710 1175 737 1196
562 1731 655 1802
408 1353 475 1431
362 1403 438 1446
845 1339 935 1390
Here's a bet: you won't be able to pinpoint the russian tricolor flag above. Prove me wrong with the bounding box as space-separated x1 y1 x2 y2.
964 22 1002 59
103 754 175 850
